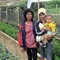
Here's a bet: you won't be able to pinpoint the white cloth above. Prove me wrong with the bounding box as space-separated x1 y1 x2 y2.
36 36 43 42
39 23 44 29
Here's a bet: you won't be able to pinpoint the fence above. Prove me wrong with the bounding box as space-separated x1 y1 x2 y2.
0 5 22 27
0 5 60 38
0 5 60 25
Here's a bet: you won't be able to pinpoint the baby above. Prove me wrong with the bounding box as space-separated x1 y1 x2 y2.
36 15 56 47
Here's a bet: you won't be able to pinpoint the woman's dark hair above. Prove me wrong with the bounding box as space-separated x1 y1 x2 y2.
39 12 45 16
24 8 34 21
39 12 46 17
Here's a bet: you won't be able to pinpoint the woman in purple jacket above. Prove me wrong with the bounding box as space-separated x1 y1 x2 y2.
18 8 37 60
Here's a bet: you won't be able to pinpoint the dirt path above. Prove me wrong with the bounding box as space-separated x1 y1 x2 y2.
0 31 28 60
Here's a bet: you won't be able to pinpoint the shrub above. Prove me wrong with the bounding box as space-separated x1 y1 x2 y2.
0 22 18 40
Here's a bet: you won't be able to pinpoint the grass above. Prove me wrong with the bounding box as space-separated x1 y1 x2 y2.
0 21 18 40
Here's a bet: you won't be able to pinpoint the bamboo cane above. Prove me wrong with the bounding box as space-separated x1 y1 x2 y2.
38 0 40 21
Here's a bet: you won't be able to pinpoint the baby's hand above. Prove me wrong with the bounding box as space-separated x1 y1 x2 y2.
40 28 44 31
46 26 51 31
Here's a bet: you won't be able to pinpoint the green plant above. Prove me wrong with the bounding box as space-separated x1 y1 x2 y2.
52 38 60 60
0 22 18 40
0 43 20 60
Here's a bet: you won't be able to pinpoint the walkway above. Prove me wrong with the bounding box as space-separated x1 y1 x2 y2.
0 31 27 60
0 31 41 60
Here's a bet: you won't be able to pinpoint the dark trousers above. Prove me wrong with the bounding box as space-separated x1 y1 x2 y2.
27 48 37 60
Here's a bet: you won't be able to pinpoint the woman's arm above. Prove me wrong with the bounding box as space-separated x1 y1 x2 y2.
18 24 23 47
35 22 47 36
18 24 25 52
45 34 55 41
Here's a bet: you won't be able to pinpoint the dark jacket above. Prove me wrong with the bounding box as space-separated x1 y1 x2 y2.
35 20 47 36
18 20 37 50
35 20 53 43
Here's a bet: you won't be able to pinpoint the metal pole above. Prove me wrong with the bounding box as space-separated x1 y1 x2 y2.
38 0 40 21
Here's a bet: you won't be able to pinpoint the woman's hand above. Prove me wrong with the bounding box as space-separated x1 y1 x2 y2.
46 26 51 31
45 35 52 41
45 34 54 41
40 26 44 31
20 47 24 53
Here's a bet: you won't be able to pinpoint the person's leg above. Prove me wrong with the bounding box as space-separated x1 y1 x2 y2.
46 42 53 60
27 48 32 60
39 45 45 60
32 48 37 60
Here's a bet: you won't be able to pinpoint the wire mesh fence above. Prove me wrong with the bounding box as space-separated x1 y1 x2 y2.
0 5 60 38
0 6 27 27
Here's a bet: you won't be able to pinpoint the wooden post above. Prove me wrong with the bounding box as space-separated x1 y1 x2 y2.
56 4 58 14
38 0 40 21
6 6 8 23
0 8 2 21
17 6 20 27
56 4 58 9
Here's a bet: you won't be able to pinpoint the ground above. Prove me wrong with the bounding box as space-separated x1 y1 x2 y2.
0 31 40 60
0 31 27 60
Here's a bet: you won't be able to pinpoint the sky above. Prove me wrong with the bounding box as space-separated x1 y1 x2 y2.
27 0 51 8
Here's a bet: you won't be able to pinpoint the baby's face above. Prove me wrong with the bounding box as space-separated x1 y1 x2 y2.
46 16 52 23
